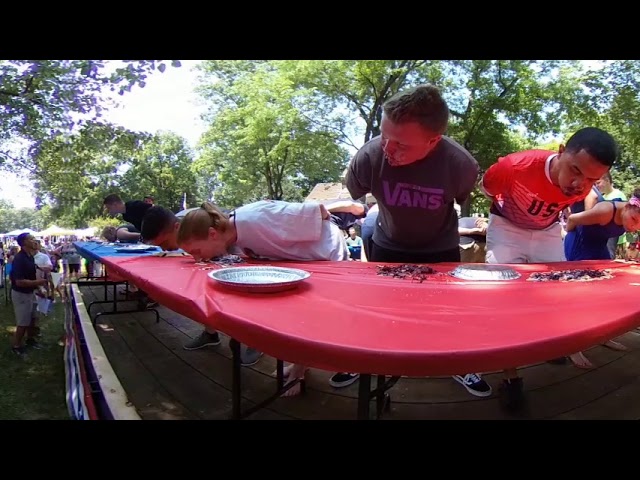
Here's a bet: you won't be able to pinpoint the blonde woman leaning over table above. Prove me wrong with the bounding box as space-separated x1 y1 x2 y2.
177 200 349 396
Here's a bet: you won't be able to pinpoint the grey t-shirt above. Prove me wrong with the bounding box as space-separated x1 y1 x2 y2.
346 135 479 253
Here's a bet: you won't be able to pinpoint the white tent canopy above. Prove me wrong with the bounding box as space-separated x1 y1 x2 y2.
74 227 96 237
38 225 78 236
1 226 97 238
2 228 38 236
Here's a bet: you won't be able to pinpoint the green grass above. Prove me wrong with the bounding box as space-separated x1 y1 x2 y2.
0 289 69 420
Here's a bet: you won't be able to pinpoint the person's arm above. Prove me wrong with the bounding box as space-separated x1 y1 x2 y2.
36 264 52 296
345 148 373 201
117 228 142 242
458 217 487 237
480 156 514 199
565 201 613 232
458 226 484 236
456 156 480 205
14 278 45 288
319 204 330 220
583 189 600 211
326 200 367 217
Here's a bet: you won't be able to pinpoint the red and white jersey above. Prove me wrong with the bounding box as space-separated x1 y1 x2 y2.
482 150 587 230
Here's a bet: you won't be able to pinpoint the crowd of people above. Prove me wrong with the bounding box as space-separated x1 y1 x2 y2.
3 235 90 355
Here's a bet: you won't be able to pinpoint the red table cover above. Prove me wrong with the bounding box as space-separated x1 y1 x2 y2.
99 255 640 376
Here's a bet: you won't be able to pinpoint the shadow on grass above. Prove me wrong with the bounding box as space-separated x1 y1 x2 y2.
0 296 69 420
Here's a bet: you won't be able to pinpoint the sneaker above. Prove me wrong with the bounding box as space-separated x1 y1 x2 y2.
329 372 360 388
11 346 26 356
498 377 527 414
453 373 492 397
183 331 221 350
136 297 159 310
25 338 42 350
240 347 263 367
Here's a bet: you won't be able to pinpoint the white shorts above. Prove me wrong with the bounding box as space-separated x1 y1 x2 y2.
485 214 565 264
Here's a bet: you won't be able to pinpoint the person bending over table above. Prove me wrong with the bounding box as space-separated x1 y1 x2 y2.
102 223 142 292
103 194 153 232
177 200 349 396
102 224 142 244
344 83 491 398
140 205 262 367
480 126 618 413
141 201 367 360
562 186 640 368
99 225 158 309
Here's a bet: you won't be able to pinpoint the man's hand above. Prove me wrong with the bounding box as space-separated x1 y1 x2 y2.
474 218 488 235
319 204 330 220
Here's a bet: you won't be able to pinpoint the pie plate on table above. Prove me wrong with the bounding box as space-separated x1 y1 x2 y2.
207 266 311 293
113 244 159 253
449 264 521 281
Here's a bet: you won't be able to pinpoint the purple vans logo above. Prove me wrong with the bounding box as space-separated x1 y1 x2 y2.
383 181 444 209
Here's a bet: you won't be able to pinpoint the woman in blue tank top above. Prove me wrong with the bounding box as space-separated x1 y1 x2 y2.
564 190 640 261
562 187 640 368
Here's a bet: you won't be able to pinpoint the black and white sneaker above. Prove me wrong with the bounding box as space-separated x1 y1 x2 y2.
453 373 492 397
329 372 360 388
11 346 26 357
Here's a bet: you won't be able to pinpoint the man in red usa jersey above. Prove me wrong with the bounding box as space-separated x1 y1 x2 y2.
480 126 619 415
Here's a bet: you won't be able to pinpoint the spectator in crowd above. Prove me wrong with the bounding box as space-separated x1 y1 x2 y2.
10 233 48 356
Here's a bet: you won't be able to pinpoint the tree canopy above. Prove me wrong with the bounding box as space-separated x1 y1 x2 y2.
2 59 640 228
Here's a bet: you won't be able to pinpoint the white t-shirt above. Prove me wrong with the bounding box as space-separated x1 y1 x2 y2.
34 251 53 288
233 201 348 261
34 251 53 273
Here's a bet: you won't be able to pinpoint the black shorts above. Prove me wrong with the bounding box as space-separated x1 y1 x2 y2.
68 263 80 274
